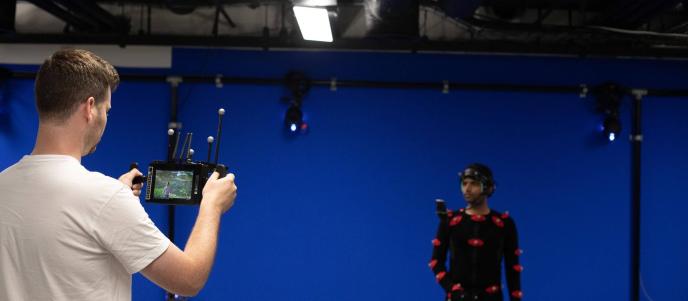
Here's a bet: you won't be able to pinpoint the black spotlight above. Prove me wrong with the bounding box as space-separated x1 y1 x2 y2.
595 83 623 142
603 115 621 142
283 71 310 134
284 102 304 133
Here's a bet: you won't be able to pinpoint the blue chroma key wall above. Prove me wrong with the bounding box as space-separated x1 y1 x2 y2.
640 96 688 301
1 48 687 301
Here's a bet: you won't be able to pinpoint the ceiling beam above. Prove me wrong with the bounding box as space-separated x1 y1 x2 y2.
2 33 688 59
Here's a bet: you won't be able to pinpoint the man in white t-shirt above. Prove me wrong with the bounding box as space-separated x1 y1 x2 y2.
0 48 238 301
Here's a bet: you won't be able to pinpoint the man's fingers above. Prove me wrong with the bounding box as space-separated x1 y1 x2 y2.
130 168 143 177
120 169 139 182
120 168 145 194
225 173 235 182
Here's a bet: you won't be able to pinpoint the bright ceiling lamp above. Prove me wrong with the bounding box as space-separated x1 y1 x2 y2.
293 6 333 42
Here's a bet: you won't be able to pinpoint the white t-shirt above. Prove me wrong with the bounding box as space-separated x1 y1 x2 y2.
0 155 170 301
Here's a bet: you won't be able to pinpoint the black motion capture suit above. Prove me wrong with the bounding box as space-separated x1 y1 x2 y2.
429 165 523 301
430 208 523 301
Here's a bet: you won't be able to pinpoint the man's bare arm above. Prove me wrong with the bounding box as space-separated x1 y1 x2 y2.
140 172 236 296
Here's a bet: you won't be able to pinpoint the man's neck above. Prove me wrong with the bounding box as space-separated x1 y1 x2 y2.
466 199 490 215
31 123 83 162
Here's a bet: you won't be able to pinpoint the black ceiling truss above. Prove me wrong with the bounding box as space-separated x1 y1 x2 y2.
25 0 131 33
4 0 688 58
212 0 237 37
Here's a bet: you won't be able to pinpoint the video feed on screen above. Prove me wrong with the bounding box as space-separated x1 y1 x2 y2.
153 170 193 200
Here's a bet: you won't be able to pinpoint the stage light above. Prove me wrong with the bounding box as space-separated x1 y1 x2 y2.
293 6 333 42
603 115 621 142
595 83 623 143
282 71 311 135
284 103 303 132
292 0 336 42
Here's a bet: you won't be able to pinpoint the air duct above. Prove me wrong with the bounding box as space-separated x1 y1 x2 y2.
364 0 419 38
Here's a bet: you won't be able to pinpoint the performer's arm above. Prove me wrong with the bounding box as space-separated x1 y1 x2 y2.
430 201 453 294
503 214 523 300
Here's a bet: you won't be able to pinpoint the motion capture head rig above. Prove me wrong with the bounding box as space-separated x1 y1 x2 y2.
458 163 496 197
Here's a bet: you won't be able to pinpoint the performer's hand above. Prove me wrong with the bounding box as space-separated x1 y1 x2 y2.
435 198 447 212
119 168 144 197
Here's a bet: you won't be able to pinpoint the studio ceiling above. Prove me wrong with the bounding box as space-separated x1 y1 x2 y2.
2 0 688 58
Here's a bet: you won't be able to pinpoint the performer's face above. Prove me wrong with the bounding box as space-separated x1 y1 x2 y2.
461 178 485 204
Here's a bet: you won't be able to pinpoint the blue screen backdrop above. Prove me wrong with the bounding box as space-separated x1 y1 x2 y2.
1 48 686 301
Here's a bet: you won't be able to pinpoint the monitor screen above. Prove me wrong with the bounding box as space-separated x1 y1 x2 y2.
153 170 194 200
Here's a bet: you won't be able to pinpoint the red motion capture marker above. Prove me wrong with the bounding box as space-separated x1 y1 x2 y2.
471 215 486 222
513 264 524 272
436 271 446 282
451 283 463 292
515 249 524 256
468 239 484 247
492 216 504 228
485 285 500 294
501 211 510 219
511 290 524 298
432 239 441 247
428 259 437 269
450 215 463 226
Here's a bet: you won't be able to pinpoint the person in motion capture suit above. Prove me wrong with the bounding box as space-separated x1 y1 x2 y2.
429 163 523 301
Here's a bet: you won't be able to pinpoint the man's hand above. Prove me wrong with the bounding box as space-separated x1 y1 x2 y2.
141 171 238 297
119 168 144 197
201 171 237 214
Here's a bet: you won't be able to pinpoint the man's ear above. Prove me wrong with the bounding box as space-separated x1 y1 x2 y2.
486 185 495 196
84 97 96 122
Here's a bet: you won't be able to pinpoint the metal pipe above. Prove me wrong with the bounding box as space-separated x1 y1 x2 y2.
629 89 646 301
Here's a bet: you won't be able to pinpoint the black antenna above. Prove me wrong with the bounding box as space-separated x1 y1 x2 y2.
207 136 214 163
214 108 225 164
178 132 190 161
171 129 182 162
185 133 193 161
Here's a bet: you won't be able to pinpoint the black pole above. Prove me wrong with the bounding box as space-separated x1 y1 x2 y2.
168 77 178 246
630 89 645 301
166 76 183 301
